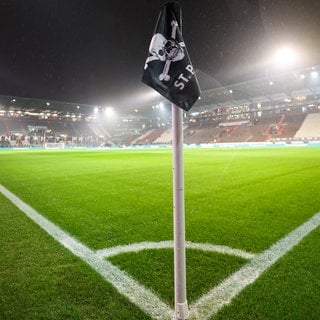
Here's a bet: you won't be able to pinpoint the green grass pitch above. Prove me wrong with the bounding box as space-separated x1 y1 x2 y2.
0 147 319 319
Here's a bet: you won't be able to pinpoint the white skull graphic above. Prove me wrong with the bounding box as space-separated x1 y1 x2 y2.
144 20 185 81
148 33 185 62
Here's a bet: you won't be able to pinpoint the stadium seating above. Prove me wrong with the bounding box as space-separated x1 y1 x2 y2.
1 109 319 147
295 113 320 138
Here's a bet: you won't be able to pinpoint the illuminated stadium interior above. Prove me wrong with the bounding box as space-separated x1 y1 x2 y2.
1 65 320 147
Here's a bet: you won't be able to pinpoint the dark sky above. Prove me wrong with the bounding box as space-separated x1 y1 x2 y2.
1 0 320 109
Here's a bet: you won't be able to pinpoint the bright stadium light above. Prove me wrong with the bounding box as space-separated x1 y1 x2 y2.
104 106 114 118
264 45 301 79
272 46 298 68
311 70 319 79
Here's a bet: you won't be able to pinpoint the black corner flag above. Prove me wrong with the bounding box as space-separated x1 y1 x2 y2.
142 2 201 112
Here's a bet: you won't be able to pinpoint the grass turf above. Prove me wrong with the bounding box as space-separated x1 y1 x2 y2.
0 193 151 320
0 147 319 319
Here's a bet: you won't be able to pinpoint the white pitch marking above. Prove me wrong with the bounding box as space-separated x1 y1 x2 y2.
185 242 255 260
1 184 319 320
0 185 173 320
188 211 320 320
96 240 255 260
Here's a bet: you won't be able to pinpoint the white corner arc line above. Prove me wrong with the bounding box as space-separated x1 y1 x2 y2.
0 185 173 320
1 184 319 320
188 211 320 320
96 241 255 260
186 242 255 260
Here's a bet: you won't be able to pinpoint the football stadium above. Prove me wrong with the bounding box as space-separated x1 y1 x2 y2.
1 65 320 149
1 63 320 320
1 1 320 319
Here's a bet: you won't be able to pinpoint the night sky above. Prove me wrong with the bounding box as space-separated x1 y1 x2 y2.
1 0 320 109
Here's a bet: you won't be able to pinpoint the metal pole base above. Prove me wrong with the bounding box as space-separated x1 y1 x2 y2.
174 301 189 320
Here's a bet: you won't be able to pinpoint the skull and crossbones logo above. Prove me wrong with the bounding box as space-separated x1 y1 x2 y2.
144 21 185 81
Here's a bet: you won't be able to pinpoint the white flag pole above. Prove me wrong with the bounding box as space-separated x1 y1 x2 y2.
172 103 188 320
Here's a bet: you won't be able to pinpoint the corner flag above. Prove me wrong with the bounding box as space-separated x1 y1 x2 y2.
142 2 200 111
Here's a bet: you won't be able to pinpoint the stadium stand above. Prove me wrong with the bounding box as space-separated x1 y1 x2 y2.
154 128 174 144
0 108 318 147
6 118 25 135
295 113 320 138
87 123 108 138
184 123 221 144
1 64 320 147
276 113 307 139
0 119 8 136
132 128 167 145
220 125 253 143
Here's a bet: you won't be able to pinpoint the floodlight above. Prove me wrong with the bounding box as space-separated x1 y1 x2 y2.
104 106 114 118
272 46 298 67
311 71 319 78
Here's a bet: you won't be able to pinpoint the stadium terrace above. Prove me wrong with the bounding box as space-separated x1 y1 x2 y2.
1 65 320 148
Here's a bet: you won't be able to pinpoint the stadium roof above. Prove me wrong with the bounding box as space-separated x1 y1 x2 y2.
193 64 320 111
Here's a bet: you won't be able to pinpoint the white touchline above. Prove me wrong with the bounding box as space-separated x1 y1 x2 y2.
188 211 320 320
1 183 319 320
0 185 172 320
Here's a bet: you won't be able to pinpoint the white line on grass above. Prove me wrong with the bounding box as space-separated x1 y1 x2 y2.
96 241 256 260
1 183 319 320
0 185 172 320
188 211 320 320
